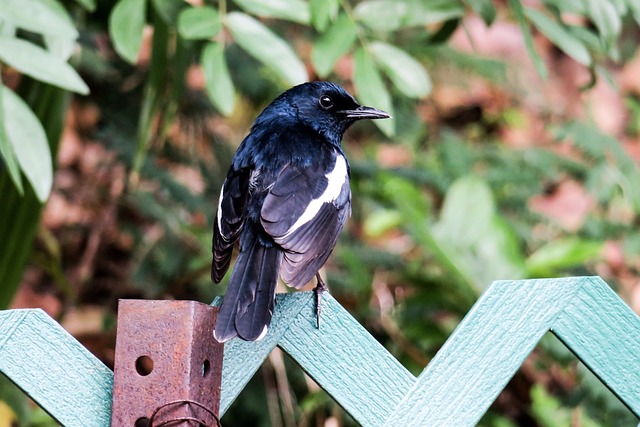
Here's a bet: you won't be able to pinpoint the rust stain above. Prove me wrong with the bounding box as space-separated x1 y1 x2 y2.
111 300 222 426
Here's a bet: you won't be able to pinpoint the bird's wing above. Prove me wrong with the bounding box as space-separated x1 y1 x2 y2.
261 155 350 288
212 167 250 283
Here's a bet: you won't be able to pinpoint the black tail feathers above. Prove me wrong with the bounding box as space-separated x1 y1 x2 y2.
214 235 282 342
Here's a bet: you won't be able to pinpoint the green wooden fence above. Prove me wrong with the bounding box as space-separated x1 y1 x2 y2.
1 276 639 426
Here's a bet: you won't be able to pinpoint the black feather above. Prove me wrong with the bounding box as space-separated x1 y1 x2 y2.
214 225 283 342
212 168 249 283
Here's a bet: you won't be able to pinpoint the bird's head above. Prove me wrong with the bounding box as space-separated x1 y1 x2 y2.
258 82 390 145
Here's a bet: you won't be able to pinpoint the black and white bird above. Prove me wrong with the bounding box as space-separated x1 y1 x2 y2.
212 81 390 342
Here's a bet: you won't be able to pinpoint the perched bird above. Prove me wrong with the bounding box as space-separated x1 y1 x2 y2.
212 81 390 342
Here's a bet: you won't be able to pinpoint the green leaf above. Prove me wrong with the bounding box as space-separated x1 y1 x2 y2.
545 0 586 14
584 0 621 49
369 42 431 98
434 176 495 247
310 0 339 31
354 0 464 32
311 14 357 78
364 208 403 238
508 0 547 79
178 6 220 40
566 25 605 56
464 0 496 25
74 0 96 12
44 34 77 61
429 176 525 289
0 37 89 94
353 47 394 137
109 0 146 64
202 42 236 116
232 0 310 24
525 238 602 276
150 0 184 24
524 8 592 66
225 12 308 86
0 0 77 39
530 384 601 427
472 217 525 285
380 173 477 291
0 84 23 195
628 0 640 26
1 85 52 202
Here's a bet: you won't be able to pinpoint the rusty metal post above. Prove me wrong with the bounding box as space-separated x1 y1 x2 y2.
111 300 223 427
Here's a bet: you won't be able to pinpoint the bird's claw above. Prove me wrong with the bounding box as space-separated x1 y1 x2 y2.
314 273 327 329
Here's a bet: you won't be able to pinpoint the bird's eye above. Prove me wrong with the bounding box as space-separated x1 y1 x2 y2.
319 95 334 110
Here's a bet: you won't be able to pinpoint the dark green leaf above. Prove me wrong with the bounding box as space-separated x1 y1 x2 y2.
0 376 29 424
202 42 236 116
354 0 464 32
0 84 23 195
0 38 89 94
226 12 308 85
353 47 394 137
1 85 52 202
525 8 592 66
232 0 310 24
369 42 431 98
464 0 496 25
150 0 184 23
0 0 77 39
427 19 460 44
311 14 357 78
109 0 146 64
310 0 339 31
178 6 220 40
509 0 547 79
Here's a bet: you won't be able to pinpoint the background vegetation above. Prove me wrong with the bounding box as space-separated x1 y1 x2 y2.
1 0 640 425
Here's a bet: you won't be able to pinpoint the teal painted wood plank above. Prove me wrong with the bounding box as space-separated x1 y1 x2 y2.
1 276 639 427
279 292 416 427
383 277 584 427
552 277 640 416
0 309 113 427
216 292 311 415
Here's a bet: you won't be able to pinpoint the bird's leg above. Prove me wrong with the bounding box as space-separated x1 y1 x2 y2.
314 273 328 329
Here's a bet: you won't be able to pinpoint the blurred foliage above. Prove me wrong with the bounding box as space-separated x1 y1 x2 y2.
1 0 640 426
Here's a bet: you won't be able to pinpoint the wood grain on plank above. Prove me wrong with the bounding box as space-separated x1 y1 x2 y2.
0 309 113 427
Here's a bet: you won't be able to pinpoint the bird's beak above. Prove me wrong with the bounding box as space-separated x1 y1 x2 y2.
339 105 391 120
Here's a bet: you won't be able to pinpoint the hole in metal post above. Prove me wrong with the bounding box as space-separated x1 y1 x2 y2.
134 417 150 427
135 355 154 376
201 359 210 377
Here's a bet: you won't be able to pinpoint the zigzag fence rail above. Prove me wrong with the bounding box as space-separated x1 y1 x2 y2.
1 276 639 426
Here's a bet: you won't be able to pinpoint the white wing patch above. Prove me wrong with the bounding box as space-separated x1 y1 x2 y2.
216 182 225 234
256 324 269 341
282 155 348 238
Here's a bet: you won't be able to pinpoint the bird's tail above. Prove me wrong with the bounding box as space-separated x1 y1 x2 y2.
214 229 283 342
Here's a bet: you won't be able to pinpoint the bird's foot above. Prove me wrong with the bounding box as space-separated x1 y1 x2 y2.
314 273 328 329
